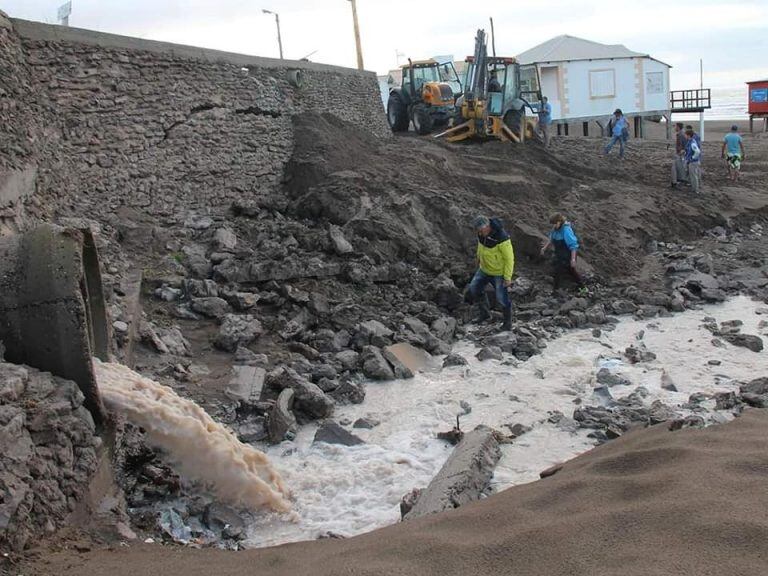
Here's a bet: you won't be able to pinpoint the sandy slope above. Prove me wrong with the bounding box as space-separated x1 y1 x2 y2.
18 409 768 576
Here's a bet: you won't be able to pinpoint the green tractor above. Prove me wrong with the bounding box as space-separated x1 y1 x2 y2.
387 59 461 135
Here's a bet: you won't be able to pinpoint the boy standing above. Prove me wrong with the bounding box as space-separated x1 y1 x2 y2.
721 124 745 181
685 128 702 193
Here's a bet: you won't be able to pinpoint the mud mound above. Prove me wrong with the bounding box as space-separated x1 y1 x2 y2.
283 113 741 282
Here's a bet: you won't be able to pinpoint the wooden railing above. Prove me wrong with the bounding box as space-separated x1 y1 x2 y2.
670 89 711 113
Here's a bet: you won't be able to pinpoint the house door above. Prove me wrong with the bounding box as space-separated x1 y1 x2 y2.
540 65 561 119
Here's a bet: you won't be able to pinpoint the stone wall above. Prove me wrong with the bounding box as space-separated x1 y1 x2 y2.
0 14 388 225
0 361 99 551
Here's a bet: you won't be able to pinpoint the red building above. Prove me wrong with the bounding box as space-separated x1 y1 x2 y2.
747 79 768 132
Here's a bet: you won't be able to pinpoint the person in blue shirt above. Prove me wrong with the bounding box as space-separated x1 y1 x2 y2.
684 128 702 193
721 124 745 182
537 96 553 147
604 109 629 159
540 213 586 295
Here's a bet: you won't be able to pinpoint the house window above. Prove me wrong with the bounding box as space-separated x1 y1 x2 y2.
589 69 615 99
646 72 664 94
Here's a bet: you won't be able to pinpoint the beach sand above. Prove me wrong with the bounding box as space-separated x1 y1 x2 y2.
553 118 766 141
19 409 768 576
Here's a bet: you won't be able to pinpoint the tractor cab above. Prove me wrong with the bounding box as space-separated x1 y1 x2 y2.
387 59 462 135
457 55 542 138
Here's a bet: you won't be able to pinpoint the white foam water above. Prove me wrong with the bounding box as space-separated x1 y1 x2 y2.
94 361 292 513
243 296 768 547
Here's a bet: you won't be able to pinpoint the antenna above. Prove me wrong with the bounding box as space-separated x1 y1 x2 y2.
490 17 497 58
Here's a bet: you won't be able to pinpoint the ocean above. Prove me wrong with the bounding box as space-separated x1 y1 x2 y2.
377 81 750 121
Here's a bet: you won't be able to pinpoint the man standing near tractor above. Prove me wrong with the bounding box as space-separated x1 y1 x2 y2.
467 216 515 332
537 96 553 148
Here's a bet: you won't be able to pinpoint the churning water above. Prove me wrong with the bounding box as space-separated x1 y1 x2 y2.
97 297 768 548
95 361 292 513
243 296 768 547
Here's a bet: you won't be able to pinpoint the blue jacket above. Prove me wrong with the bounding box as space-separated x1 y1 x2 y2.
550 222 579 261
685 138 701 163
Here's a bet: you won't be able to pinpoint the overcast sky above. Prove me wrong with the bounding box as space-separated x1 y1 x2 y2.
2 0 766 90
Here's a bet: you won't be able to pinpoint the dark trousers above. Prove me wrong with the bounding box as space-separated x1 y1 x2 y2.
553 258 584 290
468 269 511 309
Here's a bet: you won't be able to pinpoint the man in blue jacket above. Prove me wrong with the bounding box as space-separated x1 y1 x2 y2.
537 96 553 147
684 128 702 193
540 213 586 294
604 109 629 159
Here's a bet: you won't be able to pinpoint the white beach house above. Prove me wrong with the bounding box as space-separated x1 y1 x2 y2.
517 35 671 132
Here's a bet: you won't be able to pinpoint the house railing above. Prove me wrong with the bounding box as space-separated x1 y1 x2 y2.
670 89 711 113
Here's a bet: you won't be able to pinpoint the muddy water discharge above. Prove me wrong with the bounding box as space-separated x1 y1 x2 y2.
94 361 291 513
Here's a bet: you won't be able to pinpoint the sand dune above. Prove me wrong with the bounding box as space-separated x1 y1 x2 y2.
23 409 768 576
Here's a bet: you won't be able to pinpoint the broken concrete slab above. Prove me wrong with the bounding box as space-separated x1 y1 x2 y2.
267 388 297 443
225 365 266 404
383 343 431 374
404 425 501 520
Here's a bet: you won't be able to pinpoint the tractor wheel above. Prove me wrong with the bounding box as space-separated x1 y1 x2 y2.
503 108 525 138
412 104 434 135
387 94 409 132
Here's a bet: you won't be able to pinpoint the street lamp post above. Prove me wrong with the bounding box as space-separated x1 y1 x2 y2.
262 9 283 59
347 0 364 70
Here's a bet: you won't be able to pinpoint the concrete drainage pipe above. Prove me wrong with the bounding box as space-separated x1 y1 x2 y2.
0 224 110 427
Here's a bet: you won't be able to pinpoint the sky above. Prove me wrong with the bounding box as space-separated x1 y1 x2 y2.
1 0 766 91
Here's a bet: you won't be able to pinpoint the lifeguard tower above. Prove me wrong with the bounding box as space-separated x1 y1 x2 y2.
747 79 768 133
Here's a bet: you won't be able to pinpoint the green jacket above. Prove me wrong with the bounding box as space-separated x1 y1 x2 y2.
476 219 515 280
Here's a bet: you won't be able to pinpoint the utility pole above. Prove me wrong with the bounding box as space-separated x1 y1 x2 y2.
348 0 364 70
262 9 283 59
699 58 705 141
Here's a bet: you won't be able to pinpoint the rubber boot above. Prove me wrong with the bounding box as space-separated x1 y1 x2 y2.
500 307 512 331
474 295 491 323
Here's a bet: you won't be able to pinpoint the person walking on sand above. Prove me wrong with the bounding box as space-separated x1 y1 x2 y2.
684 128 702 193
721 124 745 182
604 109 629 159
670 122 689 188
537 96 553 148
540 213 587 296
467 216 515 331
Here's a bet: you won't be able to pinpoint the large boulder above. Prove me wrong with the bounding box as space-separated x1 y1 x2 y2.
739 377 768 408
360 346 395 381
214 314 263 352
328 225 354 255
213 228 238 252
190 297 231 320
264 367 334 420
313 420 364 446
723 333 763 353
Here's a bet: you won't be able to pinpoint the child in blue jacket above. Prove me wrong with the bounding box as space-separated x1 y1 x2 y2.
540 213 586 294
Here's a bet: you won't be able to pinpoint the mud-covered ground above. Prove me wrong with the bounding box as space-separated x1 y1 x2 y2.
4 118 768 571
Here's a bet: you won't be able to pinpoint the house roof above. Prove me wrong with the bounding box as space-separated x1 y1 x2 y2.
747 79 768 84
517 35 653 65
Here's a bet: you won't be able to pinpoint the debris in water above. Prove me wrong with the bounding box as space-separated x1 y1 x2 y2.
94 360 291 513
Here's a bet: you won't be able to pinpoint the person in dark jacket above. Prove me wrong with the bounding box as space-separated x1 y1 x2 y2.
540 213 586 294
468 215 515 331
